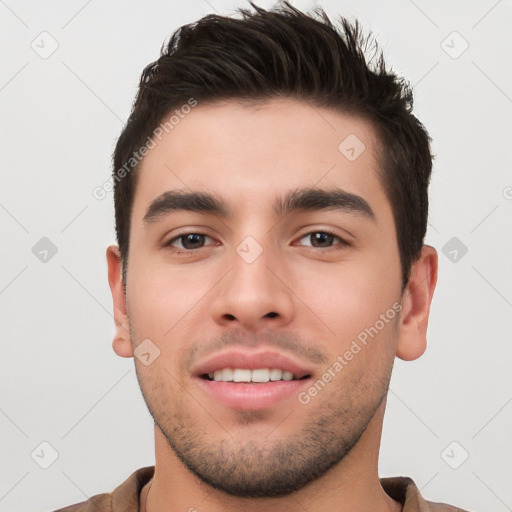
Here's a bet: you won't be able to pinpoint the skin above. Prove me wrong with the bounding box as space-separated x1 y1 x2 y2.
107 98 437 512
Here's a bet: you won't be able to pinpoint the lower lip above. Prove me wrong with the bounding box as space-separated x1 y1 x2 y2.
197 378 310 410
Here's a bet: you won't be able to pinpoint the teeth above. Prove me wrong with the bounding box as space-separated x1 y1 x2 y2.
222 368 234 381
251 368 270 382
210 368 301 383
269 368 283 381
233 369 251 382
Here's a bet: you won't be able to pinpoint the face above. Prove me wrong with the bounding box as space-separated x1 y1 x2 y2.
117 99 408 497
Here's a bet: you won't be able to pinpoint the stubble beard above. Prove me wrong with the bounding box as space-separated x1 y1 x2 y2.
130 318 395 498
138 365 392 498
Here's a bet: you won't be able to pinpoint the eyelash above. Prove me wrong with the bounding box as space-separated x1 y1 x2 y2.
164 229 349 254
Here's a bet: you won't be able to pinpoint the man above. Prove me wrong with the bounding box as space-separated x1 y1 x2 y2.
56 2 468 511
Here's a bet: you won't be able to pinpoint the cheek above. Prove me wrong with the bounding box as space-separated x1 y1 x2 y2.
135 361 185 422
294 256 401 343
126 256 212 340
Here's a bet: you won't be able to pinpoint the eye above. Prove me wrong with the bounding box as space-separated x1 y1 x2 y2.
165 233 217 252
296 230 348 249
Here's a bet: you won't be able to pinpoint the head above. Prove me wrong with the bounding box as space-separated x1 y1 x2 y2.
107 2 437 499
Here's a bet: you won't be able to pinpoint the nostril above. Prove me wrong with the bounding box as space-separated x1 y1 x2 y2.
265 312 278 318
224 314 236 321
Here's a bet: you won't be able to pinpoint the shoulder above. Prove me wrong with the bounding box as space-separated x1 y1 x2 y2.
53 493 111 512
53 466 154 512
380 476 471 512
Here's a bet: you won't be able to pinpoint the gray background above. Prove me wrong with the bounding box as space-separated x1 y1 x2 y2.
1 0 511 510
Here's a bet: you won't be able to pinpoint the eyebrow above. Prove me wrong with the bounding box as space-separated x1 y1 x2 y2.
143 187 375 225
274 187 375 220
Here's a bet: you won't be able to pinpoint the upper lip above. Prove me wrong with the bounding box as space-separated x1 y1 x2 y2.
192 349 314 379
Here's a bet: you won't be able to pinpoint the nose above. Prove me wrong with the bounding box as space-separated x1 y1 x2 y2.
210 241 296 331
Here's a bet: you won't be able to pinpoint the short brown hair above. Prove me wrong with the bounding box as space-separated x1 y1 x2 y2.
113 2 432 289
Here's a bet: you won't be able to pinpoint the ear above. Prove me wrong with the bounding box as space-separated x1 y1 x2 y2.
396 245 438 361
106 245 133 358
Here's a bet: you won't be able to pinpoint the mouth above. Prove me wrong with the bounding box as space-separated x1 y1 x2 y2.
192 350 314 410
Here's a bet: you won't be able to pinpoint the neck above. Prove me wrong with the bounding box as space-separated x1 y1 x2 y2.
146 402 401 512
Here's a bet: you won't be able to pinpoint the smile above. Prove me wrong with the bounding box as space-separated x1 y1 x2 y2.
193 349 314 410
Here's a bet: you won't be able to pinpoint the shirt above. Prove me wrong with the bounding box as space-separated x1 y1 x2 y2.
53 466 469 512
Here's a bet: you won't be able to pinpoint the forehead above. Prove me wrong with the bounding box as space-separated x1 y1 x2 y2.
131 98 390 224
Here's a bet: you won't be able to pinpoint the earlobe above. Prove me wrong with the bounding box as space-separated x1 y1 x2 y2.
396 245 438 361
106 245 134 358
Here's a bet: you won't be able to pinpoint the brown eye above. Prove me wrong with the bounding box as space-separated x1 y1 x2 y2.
309 232 334 247
297 231 347 248
167 233 214 251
